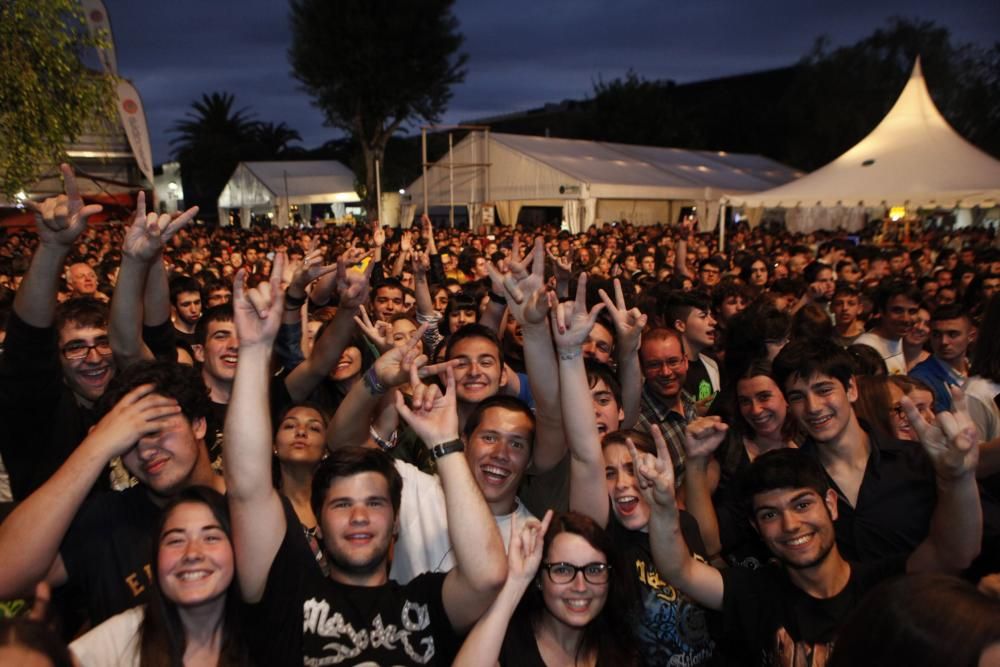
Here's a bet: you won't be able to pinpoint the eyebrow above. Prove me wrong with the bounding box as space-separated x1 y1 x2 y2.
161 524 224 538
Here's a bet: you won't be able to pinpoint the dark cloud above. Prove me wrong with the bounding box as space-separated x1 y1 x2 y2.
102 0 997 164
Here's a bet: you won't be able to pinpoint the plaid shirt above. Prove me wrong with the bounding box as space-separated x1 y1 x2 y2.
635 385 696 482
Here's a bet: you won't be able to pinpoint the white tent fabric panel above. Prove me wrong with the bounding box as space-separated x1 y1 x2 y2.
218 160 359 210
217 163 275 210
725 60 1000 210
596 199 671 227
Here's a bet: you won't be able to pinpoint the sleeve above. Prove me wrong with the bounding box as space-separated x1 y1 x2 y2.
274 319 306 373
141 319 176 361
0 311 61 399
429 254 446 285
408 572 462 661
720 566 771 645
69 606 144 667
514 372 536 410
415 310 445 354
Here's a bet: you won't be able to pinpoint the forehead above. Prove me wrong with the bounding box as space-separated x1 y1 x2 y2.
737 374 780 396
206 319 235 335
473 406 533 436
375 286 403 298
392 319 417 333
547 532 605 564
786 371 844 392
58 322 107 343
449 336 499 358
641 335 682 358
602 441 633 465
324 470 391 502
590 321 614 341
886 295 918 309
284 406 324 422
162 501 219 534
932 317 969 331
752 486 825 511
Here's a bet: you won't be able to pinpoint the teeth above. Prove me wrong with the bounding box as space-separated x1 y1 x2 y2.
565 599 590 609
482 466 510 479
617 496 638 507
786 534 812 546
178 571 209 581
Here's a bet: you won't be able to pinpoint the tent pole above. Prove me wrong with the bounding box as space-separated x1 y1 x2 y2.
375 159 383 224
421 129 429 216
719 202 726 252
448 132 455 228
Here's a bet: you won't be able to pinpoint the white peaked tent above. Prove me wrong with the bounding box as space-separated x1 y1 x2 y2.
406 132 801 232
724 59 1000 232
218 161 360 227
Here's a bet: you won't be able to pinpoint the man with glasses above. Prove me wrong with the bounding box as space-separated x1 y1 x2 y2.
0 165 116 500
636 328 694 471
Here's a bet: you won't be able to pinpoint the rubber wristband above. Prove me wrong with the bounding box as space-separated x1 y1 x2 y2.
362 366 387 395
431 438 465 460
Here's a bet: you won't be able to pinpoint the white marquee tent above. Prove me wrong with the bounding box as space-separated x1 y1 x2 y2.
218 160 360 227
405 132 802 232
723 59 1000 233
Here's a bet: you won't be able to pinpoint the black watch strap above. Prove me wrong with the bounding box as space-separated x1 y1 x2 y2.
431 438 465 460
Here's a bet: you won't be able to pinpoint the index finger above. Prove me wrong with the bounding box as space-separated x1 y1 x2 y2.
232 268 248 302
531 237 545 277
271 252 287 292
574 272 588 311
60 164 80 201
650 424 674 467
613 278 626 309
899 395 932 443
136 190 146 220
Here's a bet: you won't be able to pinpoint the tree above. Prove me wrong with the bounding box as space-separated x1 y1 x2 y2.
0 0 115 199
289 0 468 218
250 121 303 159
170 92 258 216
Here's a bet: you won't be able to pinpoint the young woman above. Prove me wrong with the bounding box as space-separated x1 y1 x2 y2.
453 511 639 667
904 305 932 371
69 487 248 666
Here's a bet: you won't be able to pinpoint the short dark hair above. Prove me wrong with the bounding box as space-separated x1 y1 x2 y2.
803 261 832 284
96 359 211 423
54 296 108 332
585 360 622 407
772 337 855 393
660 290 711 330
930 302 971 324
169 276 203 306
462 395 535 448
874 279 922 314
194 304 234 346
739 448 830 508
445 323 504 368
311 447 402 520
373 277 404 295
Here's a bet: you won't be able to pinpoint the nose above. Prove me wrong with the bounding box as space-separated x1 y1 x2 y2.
182 539 204 562
780 510 800 534
570 570 587 591
85 345 103 363
803 392 822 415
349 505 369 525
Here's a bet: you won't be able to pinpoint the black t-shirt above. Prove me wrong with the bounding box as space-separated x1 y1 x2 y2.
203 372 293 468
721 556 906 666
60 486 159 624
684 356 714 402
498 609 546 667
607 510 719 667
246 497 460 666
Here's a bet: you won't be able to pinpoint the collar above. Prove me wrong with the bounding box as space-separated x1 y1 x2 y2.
642 384 695 420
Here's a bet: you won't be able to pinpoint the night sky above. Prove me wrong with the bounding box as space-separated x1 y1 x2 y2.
100 0 997 164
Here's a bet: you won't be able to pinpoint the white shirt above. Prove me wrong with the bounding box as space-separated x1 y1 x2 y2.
853 332 906 375
70 605 143 667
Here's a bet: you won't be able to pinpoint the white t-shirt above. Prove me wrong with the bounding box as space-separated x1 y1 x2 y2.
391 459 535 583
70 605 143 667
964 376 1000 441
853 332 906 375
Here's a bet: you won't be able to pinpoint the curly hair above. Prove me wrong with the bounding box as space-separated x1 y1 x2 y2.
95 360 210 423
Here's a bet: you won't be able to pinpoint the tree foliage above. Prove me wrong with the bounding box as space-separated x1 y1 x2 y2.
0 0 116 199
288 0 468 216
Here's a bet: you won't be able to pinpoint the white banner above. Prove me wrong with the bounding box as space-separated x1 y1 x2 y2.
116 80 154 187
78 0 118 76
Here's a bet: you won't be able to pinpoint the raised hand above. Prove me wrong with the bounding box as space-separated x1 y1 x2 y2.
288 248 338 292
122 191 199 262
87 383 181 458
902 386 979 480
684 416 729 460
25 163 103 247
395 364 460 447
547 249 572 281
598 278 647 353
549 272 605 351
373 322 428 388
493 237 550 326
233 251 286 348
400 230 413 253
507 510 554 587
630 424 678 510
372 220 386 248
336 247 374 310
411 250 431 278
354 305 393 353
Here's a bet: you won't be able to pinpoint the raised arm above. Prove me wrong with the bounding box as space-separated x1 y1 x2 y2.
552 274 610 527
0 384 180 597
223 255 288 603
634 426 725 610
904 388 983 573
680 417 729 560
599 279 646 429
412 251 436 318
495 237 565 471
452 512 553 667
396 365 507 631
18 164 103 326
283 248 371 402
674 219 695 280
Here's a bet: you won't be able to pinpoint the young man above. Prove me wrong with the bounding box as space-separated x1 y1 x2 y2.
831 283 866 346
910 303 977 412
853 279 921 375
224 266 506 665
638 426 981 665
663 292 720 402
371 277 406 322
168 275 202 345
792 261 836 314
0 360 222 624
772 337 993 562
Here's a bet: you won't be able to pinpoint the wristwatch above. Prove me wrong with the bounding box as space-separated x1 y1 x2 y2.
431 438 465 460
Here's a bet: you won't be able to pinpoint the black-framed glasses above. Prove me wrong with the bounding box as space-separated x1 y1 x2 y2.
61 339 112 360
541 562 611 584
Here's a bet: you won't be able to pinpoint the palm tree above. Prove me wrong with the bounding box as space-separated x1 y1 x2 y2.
251 121 303 158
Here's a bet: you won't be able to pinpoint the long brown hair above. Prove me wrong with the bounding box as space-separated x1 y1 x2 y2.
139 486 249 667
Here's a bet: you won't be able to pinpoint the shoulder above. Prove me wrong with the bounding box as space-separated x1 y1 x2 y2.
70 605 145 667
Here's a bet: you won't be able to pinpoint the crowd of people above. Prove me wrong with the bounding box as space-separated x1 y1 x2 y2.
0 164 999 666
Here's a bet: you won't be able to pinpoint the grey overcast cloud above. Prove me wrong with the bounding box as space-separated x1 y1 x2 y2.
100 0 998 164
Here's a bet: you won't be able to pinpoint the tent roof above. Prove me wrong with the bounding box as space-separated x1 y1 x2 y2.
489 133 801 195
725 59 1000 209
240 160 358 200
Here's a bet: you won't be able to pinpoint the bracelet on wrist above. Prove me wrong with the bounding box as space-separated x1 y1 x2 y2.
284 292 307 308
370 426 398 451
487 290 508 305
430 438 465 460
557 347 582 360
362 366 388 395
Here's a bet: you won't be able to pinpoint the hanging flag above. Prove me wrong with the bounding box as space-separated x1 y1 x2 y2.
116 81 155 187
78 0 118 76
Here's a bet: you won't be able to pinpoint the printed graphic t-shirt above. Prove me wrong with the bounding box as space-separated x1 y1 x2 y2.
247 497 460 666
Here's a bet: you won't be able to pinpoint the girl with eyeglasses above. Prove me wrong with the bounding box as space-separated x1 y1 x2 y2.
453 511 639 667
